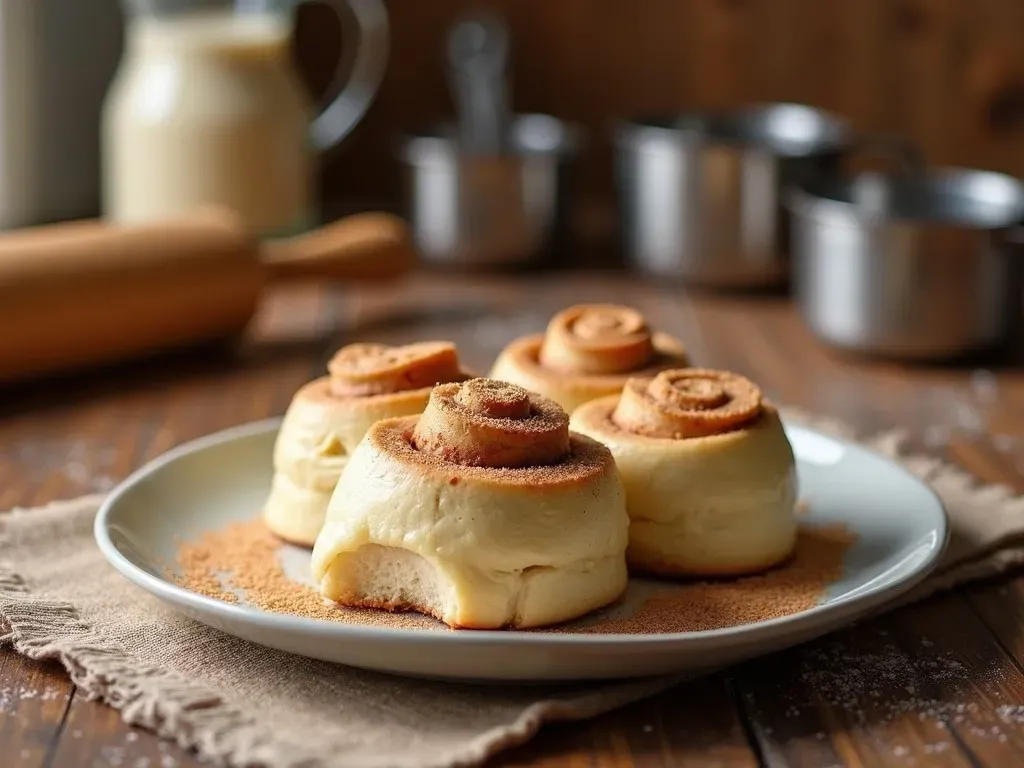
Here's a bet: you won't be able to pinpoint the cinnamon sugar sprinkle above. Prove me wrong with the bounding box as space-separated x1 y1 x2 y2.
173 517 855 634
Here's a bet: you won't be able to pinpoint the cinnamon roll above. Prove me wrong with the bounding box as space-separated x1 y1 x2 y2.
311 378 629 629
489 304 689 413
571 369 797 577
264 341 472 546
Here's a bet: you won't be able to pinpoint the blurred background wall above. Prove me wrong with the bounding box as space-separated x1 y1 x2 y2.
297 0 1024 214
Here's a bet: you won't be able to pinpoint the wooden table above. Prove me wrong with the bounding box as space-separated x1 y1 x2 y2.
2 271 1023 768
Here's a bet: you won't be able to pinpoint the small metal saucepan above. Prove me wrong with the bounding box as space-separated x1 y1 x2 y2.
615 103 856 288
400 114 582 270
788 167 1024 360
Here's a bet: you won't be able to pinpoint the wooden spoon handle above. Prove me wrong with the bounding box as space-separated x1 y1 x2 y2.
261 212 417 283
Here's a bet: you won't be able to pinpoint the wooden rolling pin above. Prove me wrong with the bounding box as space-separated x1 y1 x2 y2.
0 208 415 383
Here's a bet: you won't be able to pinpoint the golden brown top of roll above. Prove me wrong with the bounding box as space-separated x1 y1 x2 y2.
539 304 658 375
327 341 468 397
412 378 570 468
611 369 763 439
489 306 690 416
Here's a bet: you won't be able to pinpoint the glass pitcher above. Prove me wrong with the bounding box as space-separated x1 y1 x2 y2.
102 0 388 235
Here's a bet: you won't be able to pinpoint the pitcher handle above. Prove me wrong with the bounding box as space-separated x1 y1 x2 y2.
307 0 390 152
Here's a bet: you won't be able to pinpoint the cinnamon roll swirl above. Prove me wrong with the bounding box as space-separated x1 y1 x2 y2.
264 341 472 546
571 369 797 577
311 378 629 629
489 304 689 413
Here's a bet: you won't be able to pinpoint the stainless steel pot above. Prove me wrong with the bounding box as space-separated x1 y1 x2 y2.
616 103 854 288
400 114 581 269
788 168 1024 360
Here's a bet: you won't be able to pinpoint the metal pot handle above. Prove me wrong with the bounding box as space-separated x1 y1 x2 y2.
839 134 925 178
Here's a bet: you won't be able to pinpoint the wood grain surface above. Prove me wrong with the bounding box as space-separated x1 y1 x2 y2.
2 272 1023 767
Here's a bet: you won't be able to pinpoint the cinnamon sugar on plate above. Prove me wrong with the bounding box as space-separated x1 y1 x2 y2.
173 516 855 634
566 524 854 634
175 519 439 630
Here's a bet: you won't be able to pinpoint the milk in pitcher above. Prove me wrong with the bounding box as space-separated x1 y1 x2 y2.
103 10 313 234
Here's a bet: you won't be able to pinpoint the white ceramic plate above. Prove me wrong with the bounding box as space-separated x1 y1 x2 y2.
96 418 947 682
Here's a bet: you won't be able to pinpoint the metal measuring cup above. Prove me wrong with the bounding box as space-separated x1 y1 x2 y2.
399 12 582 270
399 115 582 270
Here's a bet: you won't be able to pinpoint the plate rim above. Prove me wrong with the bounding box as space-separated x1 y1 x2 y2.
95 417 949 649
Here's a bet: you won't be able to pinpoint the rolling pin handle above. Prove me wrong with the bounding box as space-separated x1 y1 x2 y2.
261 212 417 283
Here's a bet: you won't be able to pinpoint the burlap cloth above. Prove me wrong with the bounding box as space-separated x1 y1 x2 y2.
1 411 1022 768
